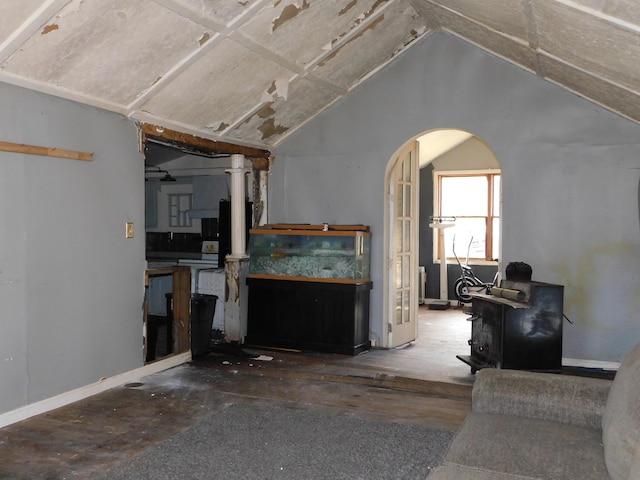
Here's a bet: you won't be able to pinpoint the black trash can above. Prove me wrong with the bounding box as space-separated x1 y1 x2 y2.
190 294 218 356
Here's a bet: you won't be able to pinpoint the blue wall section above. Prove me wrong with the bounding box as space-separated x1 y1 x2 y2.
0 82 145 414
273 33 640 362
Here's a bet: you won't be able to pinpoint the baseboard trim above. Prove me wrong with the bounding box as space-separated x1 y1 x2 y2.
0 352 192 429
562 357 620 371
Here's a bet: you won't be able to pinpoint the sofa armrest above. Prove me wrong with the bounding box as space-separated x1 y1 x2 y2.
472 368 612 430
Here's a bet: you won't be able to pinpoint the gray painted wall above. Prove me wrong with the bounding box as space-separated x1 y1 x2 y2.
272 33 640 363
0 82 145 414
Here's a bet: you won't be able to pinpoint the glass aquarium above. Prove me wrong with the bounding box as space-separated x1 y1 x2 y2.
248 225 371 282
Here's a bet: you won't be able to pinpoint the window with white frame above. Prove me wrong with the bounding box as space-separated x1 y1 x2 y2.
168 193 193 228
435 171 500 262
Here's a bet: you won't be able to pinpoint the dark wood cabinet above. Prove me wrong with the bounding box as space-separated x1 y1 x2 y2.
246 278 372 355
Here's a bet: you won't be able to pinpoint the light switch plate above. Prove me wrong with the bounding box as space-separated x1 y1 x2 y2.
125 222 134 238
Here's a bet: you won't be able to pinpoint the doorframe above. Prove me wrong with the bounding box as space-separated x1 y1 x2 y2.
383 129 502 349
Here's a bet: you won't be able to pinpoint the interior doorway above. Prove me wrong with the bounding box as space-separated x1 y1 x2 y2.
384 129 501 365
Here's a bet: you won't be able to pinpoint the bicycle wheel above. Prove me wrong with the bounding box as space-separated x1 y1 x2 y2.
454 277 482 303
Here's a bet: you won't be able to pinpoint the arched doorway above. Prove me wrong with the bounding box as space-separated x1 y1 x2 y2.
384 129 501 355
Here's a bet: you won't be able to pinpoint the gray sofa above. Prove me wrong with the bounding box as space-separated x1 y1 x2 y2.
428 342 640 480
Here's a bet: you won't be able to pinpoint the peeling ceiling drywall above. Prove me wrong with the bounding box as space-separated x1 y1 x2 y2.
0 0 637 151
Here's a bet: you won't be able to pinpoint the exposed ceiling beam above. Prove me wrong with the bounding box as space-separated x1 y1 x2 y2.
140 122 271 159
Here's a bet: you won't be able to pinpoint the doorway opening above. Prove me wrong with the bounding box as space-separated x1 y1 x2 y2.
140 123 270 364
384 128 501 378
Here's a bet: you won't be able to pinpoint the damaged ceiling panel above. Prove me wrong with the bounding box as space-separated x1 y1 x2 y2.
419 2 538 73
0 1 47 41
227 76 341 144
238 0 392 67
163 0 261 28
312 1 427 90
534 1 640 91
2 0 211 107
0 0 638 150
427 0 529 39
138 38 294 134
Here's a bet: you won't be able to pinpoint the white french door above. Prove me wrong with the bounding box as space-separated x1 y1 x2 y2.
386 142 418 347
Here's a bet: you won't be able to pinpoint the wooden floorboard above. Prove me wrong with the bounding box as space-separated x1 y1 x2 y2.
0 307 473 479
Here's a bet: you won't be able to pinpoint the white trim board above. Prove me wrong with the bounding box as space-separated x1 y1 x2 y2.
0 352 192 429
562 357 620 371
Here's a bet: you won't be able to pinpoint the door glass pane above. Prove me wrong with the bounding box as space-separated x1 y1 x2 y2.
403 153 412 181
396 183 404 218
395 219 403 253
402 290 410 324
402 255 410 287
403 220 410 252
395 291 403 325
404 185 411 216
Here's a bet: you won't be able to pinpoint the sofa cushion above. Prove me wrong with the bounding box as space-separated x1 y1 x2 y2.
444 413 608 480
602 342 640 480
473 369 611 429
428 464 541 480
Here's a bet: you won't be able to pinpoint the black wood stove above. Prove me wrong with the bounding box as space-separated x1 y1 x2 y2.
457 280 564 373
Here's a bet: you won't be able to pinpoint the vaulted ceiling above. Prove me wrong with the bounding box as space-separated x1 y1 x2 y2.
1 0 638 151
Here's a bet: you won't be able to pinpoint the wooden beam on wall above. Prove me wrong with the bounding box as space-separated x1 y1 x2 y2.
0 141 93 161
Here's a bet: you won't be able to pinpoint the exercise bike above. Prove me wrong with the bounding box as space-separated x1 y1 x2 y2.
453 235 498 304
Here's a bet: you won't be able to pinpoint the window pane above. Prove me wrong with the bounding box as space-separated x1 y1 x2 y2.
492 219 500 261
493 175 501 216
445 218 486 259
168 193 192 228
441 176 488 216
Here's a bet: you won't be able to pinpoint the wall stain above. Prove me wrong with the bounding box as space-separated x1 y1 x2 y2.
41 24 59 35
272 1 310 32
553 242 640 332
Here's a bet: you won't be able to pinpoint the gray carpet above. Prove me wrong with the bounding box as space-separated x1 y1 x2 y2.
98 402 454 480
